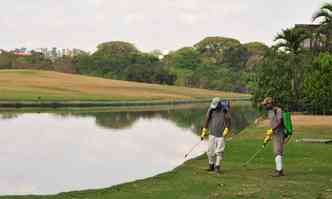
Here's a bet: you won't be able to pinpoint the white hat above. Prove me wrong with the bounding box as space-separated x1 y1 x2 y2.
210 97 221 109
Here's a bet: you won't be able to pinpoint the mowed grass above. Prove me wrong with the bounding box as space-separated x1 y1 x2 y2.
0 70 248 101
2 115 332 199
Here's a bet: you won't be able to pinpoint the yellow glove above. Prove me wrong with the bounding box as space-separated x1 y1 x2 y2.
223 128 230 137
263 129 273 147
200 128 208 140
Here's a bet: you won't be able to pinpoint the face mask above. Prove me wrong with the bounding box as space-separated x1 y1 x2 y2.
265 106 273 111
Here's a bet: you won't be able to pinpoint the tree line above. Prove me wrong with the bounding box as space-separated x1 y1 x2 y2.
252 2 332 114
73 38 268 92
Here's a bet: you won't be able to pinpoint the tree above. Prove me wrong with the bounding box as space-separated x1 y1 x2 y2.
194 37 245 68
303 53 332 114
125 63 175 84
274 28 309 55
252 50 294 110
164 47 201 70
252 48 314 111
243 42 269 70
53 57 77 73
94 41 139 57
194 37 241 55
313 3 332 51
149 49 163 59
274 28 310 109
0 51 16 68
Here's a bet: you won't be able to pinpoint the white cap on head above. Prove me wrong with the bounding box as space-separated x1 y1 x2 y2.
210 97 221 109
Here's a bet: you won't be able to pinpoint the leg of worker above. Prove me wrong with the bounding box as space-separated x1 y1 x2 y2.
207 135 216 166
272 130 284 172
215 137 225 167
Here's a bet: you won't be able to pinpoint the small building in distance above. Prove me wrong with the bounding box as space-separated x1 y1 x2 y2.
295 24 329 50
13 47 32 56
72 48 87 57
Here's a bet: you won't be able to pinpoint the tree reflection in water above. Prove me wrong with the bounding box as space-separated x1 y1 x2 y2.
49 103 257 134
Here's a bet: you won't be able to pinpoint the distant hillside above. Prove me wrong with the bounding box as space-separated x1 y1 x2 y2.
0 70 248 101
1 38 268 94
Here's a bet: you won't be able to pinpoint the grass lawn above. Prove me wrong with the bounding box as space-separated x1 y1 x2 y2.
2 114 332 199
0 70 248 101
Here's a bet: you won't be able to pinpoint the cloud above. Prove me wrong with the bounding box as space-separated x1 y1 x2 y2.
178 13 199 25
0 0 324 52
124 13 146 25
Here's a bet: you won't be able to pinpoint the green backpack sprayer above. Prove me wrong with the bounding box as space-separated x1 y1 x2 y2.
243 110 293 167
282 111 293 143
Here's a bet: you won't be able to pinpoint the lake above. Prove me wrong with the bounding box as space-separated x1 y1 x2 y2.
0 103 256 195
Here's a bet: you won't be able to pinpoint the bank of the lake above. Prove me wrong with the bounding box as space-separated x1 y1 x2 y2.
0 70 249 108
0 97 250 108
2 114 332 199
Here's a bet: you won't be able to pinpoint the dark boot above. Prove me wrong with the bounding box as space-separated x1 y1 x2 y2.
206 164 214 172
215 165 221 173
272 170 284 177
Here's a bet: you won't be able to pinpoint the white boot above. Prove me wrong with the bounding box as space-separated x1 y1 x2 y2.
275 155 283 171
272 155 284 177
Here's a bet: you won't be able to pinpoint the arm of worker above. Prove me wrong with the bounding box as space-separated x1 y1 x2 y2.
201 109 212 140
203 108 212 129
263 128 273 147
254 115 266 125
223 112 232 137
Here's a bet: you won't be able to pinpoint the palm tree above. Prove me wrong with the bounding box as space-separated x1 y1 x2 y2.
274 28 309 110
274 28 309 55
313 3 332 51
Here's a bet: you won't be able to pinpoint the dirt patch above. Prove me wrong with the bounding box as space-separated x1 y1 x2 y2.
258 114 332 128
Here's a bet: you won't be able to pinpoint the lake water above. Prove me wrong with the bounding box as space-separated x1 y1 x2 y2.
0 103 256 195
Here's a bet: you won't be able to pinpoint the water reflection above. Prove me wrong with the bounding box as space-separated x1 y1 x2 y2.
0 104 256 195
57 104 256 134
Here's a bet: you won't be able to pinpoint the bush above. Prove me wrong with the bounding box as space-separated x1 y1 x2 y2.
303 53 332 114
252 51 295 110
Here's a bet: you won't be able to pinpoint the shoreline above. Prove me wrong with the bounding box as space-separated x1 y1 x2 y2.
0 97 251 108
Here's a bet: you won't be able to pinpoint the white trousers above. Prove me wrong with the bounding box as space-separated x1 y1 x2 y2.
207 135 225 166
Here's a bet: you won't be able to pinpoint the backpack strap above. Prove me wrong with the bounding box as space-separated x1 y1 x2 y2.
273 107 284 130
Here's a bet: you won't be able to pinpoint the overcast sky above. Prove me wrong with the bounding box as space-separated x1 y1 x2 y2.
0 0 324 53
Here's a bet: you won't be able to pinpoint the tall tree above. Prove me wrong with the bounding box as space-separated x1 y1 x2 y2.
274 28 309 55
194 37 247 69
313 3 332 51
274 28 310 110
94 41 139 57
303 53 332 114
243 42 268 70
252 50 294 110
164 47 200 70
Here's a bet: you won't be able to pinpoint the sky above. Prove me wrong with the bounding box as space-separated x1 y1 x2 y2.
0 0 324 53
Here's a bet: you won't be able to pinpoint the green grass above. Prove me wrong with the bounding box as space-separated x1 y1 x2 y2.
2 120 332 199
0 70 248 101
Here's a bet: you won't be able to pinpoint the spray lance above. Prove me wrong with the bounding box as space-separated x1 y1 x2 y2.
242 128 272 167
184 127 207 158
184 127 231 158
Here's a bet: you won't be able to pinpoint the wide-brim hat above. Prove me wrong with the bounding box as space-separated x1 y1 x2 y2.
261 97 273 105
210 97 221 109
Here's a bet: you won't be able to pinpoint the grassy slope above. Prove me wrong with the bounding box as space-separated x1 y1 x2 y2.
0 70 248 101
3 115 332 199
